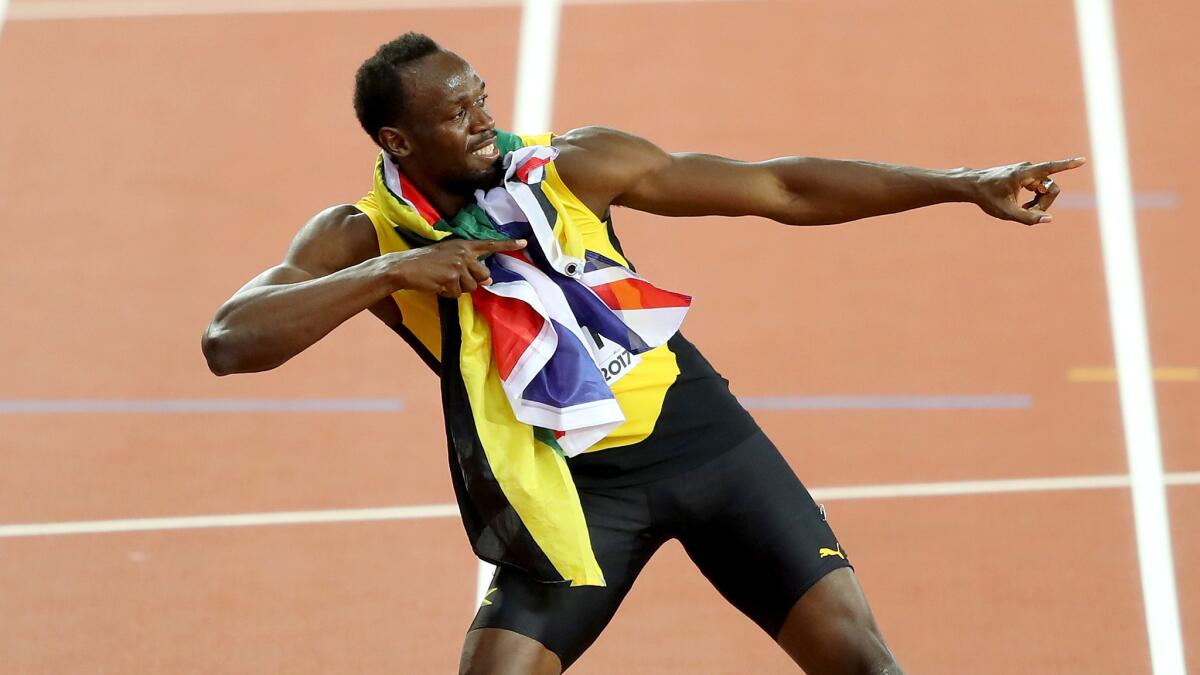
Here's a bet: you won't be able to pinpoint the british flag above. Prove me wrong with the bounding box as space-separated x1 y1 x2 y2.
470 146 691 456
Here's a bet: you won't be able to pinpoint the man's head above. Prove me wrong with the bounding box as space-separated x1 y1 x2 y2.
354 33 502 195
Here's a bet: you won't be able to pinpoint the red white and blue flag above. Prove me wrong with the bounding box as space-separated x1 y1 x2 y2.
470 146 691 456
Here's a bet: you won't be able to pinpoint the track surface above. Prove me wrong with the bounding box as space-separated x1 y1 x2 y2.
0 1 1196 672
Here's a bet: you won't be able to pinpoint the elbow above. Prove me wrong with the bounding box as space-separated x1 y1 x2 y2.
771 190 822 227
202 324 286 376
776 207 820 228
777 200 838 227
201 326 240 376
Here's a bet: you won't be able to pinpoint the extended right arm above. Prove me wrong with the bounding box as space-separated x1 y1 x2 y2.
201 205 523 375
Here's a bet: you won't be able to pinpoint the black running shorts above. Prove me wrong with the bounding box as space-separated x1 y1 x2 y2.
468 430 852 670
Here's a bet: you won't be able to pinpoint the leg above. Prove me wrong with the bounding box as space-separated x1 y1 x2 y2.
460 628 561 675
666 431 900 673
460 484 664 672
775 568 902 675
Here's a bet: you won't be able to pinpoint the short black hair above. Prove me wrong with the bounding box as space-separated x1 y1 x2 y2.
353 32 441 146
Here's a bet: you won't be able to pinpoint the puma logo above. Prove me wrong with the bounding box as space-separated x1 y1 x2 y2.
819 545 846 560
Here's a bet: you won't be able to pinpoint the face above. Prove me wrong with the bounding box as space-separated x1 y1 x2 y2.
385 50 503 194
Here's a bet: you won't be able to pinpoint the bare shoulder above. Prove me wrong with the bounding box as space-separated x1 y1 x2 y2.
552 126 667 169
288 204 381 276
550 126 671 217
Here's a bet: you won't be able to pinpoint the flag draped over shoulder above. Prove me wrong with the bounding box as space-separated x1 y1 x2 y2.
369 131 690 586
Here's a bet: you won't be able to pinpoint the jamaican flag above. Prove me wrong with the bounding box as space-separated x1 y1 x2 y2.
357 131 606 587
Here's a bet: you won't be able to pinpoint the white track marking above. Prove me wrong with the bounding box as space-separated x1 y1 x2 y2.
0 504 460 538
8 0 513 19
6 0 747 21
511 0 561 135
809 473 1132 501
0 398 405 413
1074 1 1185 673
3 471 1198 539
0 0 9 36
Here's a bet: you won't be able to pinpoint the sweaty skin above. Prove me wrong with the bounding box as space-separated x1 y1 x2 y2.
202 48 1082 674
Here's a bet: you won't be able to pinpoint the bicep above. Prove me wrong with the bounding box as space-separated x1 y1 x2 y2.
616 152 792 220
233 206 376 295
233 261 317 295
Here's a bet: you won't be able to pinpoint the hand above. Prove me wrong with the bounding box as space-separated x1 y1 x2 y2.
969 157 1087 225
388 238 526 297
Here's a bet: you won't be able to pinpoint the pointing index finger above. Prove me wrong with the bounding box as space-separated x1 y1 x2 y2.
1034 156 1088 177
470 238 528 253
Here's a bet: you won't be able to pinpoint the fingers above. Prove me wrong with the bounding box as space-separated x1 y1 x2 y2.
436 276 464 298
469 238 527 253
1022 175 1052 194
1016 172 1063 225
458 271 479 294
1027 178 1062 212
1032 156 1087 177
466 258 492 284
1008 206 1051 226
441 258 487 296
1002 193 1050 225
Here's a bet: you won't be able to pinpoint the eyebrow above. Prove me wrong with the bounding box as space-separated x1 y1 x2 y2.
448 79 487 106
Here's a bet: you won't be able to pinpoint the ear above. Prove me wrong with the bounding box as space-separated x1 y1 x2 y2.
378 127 412 158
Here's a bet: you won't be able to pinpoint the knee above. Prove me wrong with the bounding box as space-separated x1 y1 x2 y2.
849 623 902 675
777 591 903 675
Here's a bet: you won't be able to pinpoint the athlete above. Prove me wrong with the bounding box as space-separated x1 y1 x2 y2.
202 33 1082 674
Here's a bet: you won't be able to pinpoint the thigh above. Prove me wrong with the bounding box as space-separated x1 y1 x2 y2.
466 485 664 671
672 431 852 637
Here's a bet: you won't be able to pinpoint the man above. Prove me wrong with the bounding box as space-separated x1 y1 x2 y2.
202 32 1081 674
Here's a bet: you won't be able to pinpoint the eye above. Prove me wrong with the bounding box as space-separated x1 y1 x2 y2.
477 94 489 107
454 108 467 121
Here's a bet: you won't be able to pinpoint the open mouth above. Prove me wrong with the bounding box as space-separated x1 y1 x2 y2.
470 141 498 159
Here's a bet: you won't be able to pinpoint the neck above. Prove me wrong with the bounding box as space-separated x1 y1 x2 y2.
395 162 474 219
417 177 474 217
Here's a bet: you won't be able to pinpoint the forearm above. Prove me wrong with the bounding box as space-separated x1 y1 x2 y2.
770 157 977 226
203 256 399 375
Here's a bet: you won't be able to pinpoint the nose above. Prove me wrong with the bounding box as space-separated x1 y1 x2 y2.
469 104 494 133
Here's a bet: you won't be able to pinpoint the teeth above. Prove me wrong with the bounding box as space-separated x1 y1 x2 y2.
472 143 495 157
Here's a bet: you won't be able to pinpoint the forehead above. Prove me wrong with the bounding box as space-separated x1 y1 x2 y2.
400 50 482 108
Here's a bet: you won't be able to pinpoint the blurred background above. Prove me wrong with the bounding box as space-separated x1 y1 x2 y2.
0 0 1196 672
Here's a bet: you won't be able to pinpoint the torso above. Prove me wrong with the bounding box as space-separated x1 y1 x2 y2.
347 148 759 483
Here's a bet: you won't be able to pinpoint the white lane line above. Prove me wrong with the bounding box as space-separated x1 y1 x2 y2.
0 504 460 538
0 0 9 36
8 0 514 19
810 473 1132 501
6 0 747 21
511 0 561 136
0 398 405 413
1074 2 1185 674
4 471 1199 539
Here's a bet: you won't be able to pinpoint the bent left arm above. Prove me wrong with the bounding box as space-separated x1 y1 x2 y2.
553 127 1085 227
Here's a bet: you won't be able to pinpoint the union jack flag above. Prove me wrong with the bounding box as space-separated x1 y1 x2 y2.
470 146 691 456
